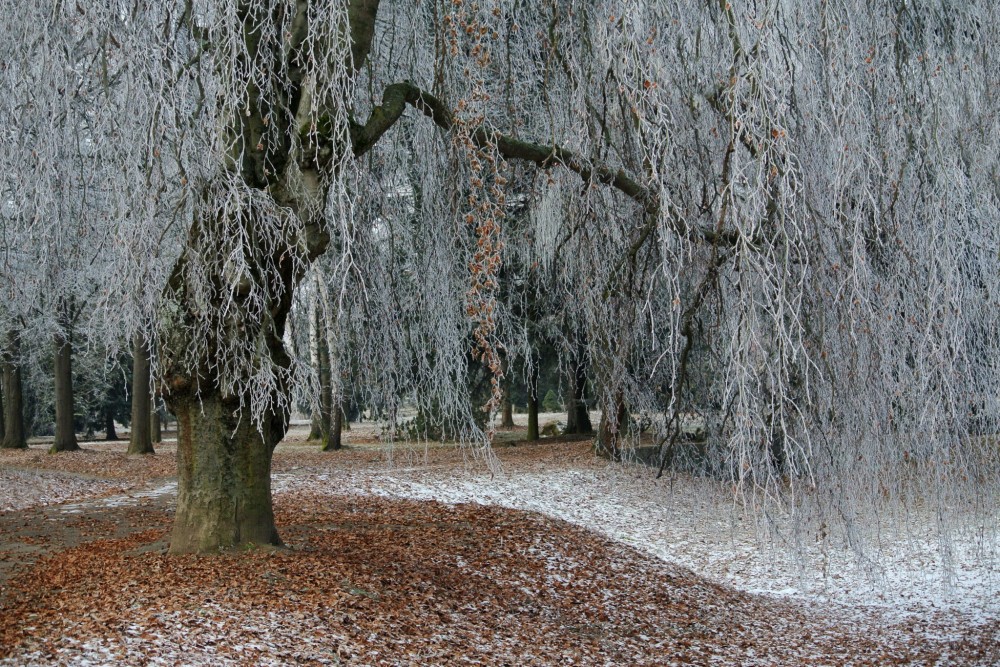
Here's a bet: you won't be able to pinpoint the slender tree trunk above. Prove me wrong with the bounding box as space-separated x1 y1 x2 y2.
317 341 334 445
307 280 325 441
525 374 538 442
321 400 343 451
104 408 118 440
566 356 593 435
51 329 80 453
526 360 539 442
501 395 514 429
128 335 154 454
1 336 26 450
597 391 627 461
0 378 5 440
151 410 162 444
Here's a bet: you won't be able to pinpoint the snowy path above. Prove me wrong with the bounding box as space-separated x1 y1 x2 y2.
273 464 1000 628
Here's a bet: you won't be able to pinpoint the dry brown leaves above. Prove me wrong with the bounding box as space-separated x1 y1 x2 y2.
1 439 997 665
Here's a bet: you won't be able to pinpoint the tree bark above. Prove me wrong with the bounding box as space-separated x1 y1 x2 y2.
501 395 515 429
307 280 326 441
151 409 162 444
50 329 80 453
1 336 26 450
168 389 284 553
317 338 334 446
157 0 383 553
321 400 343 451
128 335 154 454
566 358 593 435
596 392 627 461
161 235 295 552
104 408 119 440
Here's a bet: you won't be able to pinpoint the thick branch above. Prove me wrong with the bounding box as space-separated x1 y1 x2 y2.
347 0 380 73
348 82 738 245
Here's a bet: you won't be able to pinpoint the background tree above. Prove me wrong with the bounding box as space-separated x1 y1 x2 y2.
128 336 154 455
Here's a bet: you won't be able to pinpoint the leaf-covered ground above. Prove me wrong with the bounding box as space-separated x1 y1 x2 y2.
1 430 997 665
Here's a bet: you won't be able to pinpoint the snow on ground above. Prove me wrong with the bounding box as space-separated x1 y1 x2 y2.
0 469 125 512
272 463 999 627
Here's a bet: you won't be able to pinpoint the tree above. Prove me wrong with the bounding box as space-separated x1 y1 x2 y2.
6 0 998 557
0 334 27 450
50 304 80 453
128 336 155 455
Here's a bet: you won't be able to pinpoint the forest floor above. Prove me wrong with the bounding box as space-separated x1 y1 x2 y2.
0 421 997 666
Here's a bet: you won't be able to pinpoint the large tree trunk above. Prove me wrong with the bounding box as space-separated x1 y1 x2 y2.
157 0 377 554
161 258 296 552
169 390 284 553
159 195 311 553
1 336 26 450
50 329 80 453
128 335 154 454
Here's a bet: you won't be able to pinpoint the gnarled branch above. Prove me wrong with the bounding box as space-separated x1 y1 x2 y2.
348 81 745 246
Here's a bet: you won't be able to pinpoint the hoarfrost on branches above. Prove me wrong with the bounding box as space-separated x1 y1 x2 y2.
1 0 997 557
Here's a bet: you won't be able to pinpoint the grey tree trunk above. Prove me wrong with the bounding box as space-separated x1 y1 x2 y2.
317 339 334 447
526 361 539 442
596 392 627 461
151 410 162 444
157 0 380 553
307 281 325 441
1 336 26 450
50 329 80 453
128 335 154 454
321 400 343 451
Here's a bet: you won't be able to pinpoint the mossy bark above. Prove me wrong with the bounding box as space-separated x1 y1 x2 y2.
128 335 154 455
50 331 80 453
168 390 284 553
157 0 381 554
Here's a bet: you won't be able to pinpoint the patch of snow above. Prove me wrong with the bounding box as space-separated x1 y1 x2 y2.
273 466 999 625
